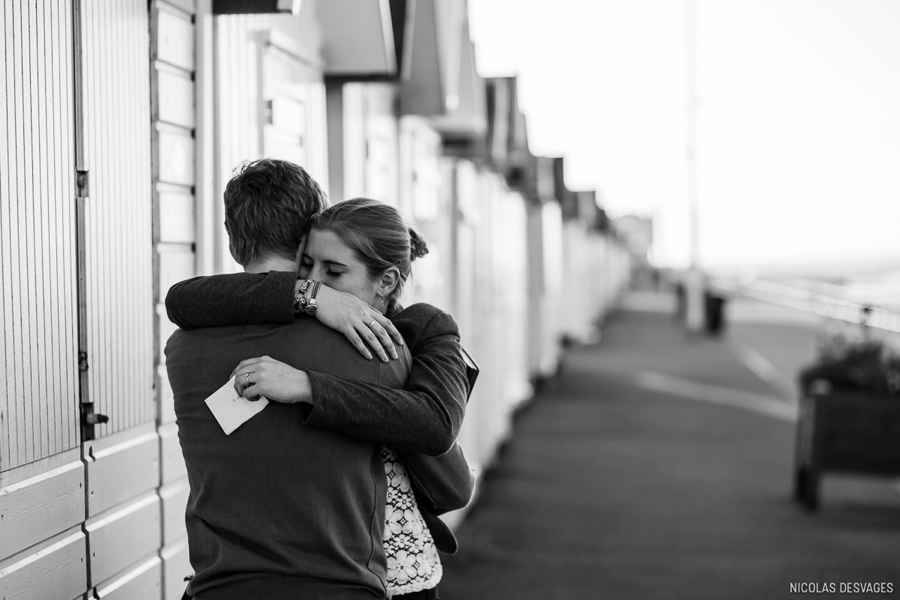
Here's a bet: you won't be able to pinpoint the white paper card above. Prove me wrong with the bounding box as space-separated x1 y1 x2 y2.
204 377 269 435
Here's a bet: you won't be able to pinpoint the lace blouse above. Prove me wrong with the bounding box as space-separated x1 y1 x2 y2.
382 446 442 596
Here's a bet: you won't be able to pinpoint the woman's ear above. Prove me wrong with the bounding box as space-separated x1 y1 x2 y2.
379 267 401 297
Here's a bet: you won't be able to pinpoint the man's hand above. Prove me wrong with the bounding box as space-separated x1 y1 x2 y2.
313 285 404 362
232 356 312 404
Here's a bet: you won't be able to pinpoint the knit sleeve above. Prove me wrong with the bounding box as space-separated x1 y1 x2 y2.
302 306 469 456
165 271 297 329
398 442 475 514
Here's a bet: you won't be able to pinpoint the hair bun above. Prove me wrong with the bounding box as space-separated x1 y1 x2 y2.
409 227 429 262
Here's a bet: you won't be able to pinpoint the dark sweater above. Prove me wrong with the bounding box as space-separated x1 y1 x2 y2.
166 319 411 599
166 272 474 554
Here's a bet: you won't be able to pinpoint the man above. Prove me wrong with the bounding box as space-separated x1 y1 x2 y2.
165 159 470 599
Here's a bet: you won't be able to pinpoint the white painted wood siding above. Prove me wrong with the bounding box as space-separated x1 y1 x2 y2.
0 0 79 471
151 2 202 596
78 0 154 435
152 0 198 411
214 3 328 272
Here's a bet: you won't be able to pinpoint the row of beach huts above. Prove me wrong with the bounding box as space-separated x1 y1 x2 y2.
0 1 631 597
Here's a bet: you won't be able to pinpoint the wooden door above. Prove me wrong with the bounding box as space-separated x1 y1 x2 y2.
1 1 160 598
0 2 87 597
257 29 328 182
215 10 327 271
76 0 161 596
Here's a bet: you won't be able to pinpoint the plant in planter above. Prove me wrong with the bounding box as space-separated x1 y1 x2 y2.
793 337 900 511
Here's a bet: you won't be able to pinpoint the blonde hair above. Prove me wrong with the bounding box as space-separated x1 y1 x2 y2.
309 198 428 311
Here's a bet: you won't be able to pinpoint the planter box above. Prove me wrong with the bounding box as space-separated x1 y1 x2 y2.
793 391 900 511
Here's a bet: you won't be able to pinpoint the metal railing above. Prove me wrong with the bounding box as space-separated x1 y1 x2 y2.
715 275 900 334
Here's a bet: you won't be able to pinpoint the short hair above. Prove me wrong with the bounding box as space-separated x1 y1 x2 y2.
309 198 428 311
224 159 328 266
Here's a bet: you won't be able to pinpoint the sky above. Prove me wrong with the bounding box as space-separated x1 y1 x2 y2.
467 0 900 273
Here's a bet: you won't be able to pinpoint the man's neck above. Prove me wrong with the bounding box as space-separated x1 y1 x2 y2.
243 256 297 274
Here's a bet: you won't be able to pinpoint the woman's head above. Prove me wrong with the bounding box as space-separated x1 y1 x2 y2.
300 198 428 311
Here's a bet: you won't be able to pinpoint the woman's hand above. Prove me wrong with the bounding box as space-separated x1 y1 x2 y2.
231 356 312 404
314 285 404 362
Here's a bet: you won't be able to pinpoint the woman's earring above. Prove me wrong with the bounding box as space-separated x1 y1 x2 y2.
378 290 384 308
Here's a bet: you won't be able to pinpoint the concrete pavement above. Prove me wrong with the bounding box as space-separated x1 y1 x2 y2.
440 299 900 599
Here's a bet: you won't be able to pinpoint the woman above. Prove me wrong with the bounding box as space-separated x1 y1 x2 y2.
226 198 471 599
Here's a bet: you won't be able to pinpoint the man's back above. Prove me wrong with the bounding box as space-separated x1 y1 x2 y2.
165 318 410 600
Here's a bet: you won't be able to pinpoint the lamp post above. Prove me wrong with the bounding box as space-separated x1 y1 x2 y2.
684 0 705 332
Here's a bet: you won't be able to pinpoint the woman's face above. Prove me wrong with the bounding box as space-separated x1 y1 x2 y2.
299 229 382 306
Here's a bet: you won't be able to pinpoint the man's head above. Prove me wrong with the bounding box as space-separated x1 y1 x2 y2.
224 159 328 267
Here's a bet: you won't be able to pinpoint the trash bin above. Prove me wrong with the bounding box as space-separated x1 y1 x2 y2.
704 292 726 335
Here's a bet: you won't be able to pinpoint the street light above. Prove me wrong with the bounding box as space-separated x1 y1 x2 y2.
684 0 705 332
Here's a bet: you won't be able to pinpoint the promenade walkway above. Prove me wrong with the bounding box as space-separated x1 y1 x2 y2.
440 295 900 599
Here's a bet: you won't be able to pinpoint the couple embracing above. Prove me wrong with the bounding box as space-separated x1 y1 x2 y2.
165 159 476 599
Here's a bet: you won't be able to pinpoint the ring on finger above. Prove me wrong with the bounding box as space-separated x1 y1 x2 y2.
368 319 377 329
245 373 251 384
